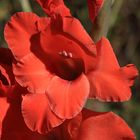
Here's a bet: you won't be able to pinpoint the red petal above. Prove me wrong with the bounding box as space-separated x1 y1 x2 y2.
46 74 90 119
0 94 47 140
87 37 138 101
13 53 53 93
62 17 96 56
22 93 64 134
77 109 136 140
87 0 104 22
121 64 138 87
4 12 40 60
40 17 96 56
36 17 50 31
40 17 96 73
40 28 86 59
36 0 71 17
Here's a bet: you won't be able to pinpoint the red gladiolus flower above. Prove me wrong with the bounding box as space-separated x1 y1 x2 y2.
4 0 138 134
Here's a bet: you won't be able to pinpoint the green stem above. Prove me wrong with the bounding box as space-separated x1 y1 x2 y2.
110 0 123 28
90 0 112 42
19 0 32 12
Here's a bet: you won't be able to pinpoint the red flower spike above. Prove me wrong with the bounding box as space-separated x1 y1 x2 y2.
87 37 138 102
87 0 104 22
22 93 64 134
36 0 71 17
4 0 138 134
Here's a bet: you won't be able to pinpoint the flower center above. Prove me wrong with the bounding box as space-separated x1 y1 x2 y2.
31 32 89 81
34 31 87 81
58 50 85 80
46 50 85 81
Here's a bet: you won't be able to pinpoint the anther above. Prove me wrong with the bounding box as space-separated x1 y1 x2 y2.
62 51 68 57
59 51 73 58
68 52 73 58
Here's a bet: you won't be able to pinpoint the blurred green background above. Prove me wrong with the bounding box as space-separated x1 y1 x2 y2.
0 0 140 139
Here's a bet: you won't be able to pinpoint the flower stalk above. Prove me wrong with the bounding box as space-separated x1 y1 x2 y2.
19 0 32 12
90 0 112 42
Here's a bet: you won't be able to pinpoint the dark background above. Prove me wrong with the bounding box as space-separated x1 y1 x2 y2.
0 0 140 139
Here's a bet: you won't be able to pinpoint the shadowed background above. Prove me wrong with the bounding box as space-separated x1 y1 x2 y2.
0 0 140 139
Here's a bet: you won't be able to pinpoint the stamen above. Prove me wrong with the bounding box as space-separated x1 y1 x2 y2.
68 52 73 58
62 51 68 57
59 51 73 58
